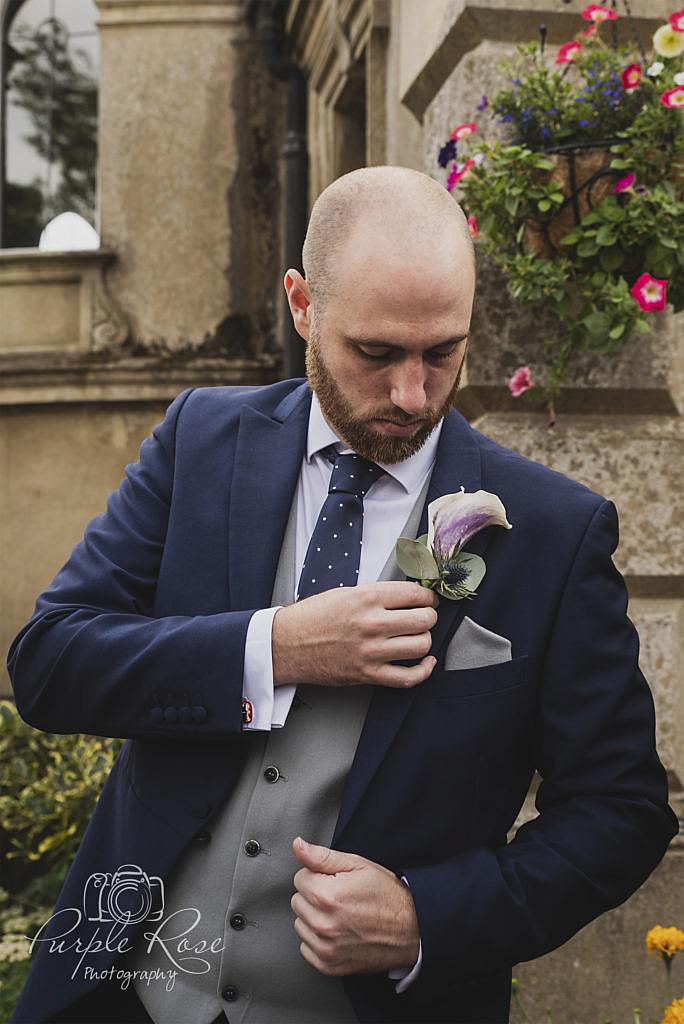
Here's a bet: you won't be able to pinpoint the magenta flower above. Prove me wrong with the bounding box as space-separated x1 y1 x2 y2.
467 215 478 237
630 273 668 312
621 63 642 91
669 8 684 31
446 159 475 192
556 41 583 64
661 86 684 108
450 122 478 141
613 172 636 193
507 365 535 397
581 3 617 22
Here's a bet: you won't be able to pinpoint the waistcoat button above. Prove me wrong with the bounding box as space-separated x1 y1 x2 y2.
229 913 246 930
244 839 261 857
263 765 280 783
193 829 211 845
222 985 239 1001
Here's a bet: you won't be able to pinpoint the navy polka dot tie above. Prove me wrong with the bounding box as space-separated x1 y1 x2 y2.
296 445 386 600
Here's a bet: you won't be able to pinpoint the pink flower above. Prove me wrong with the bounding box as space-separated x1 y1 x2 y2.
467 215 478 237
661 86 684 108
556 41 583 64
581 23 598 37
581 3 617 22
613 172 636 193
446 159 475 192
449 122 477 141
621 63 642 91
669 8 684 31
630 272 668 312
507 366 536 397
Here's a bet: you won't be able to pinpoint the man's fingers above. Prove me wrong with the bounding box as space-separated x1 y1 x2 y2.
382 606 438 636
374 655 437 689
369 581 440 610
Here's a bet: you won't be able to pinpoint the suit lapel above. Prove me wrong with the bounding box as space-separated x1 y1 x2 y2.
333 409 492 847
228 382 312 611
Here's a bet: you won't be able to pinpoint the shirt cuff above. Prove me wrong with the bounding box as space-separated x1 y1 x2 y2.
387 875 422 993
242 606 290 730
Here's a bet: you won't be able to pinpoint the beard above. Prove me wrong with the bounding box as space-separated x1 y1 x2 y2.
305 326 466 464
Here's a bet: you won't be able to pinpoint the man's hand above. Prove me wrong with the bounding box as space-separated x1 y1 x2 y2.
290 836 420 977
272 581 439 689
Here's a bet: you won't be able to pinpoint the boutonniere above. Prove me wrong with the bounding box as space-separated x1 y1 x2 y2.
395 487 512 600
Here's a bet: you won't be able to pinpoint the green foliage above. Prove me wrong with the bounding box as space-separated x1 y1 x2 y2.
0 700 122 871
443 20 684 405
0 700 122 1017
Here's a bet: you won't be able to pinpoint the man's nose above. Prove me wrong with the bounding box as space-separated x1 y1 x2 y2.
389 358 427 416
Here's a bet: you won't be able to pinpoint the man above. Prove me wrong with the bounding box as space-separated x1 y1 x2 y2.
8 166 678 1024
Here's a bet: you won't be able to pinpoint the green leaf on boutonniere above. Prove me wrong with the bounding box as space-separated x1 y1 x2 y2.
396 538 440 582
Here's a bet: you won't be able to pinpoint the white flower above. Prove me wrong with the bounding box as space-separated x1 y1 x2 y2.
675 71 684 86
646 61 664 76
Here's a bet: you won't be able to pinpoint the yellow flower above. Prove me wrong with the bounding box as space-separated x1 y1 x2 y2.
646 926 684 958
653 24 684 58
662 997 684 1024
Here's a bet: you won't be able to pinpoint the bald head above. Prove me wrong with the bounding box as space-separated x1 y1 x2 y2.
301 165 475 319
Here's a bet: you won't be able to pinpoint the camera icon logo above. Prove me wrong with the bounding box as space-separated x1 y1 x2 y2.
83 864 165 925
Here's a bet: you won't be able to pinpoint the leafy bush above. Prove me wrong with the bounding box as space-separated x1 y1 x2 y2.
0 699 122 1020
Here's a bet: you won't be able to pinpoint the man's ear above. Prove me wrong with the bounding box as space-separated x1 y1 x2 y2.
283 268 312 342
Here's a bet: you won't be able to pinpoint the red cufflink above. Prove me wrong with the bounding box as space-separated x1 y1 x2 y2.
241 698 253 724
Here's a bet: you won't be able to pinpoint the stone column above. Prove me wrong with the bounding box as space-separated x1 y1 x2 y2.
95 0 279 361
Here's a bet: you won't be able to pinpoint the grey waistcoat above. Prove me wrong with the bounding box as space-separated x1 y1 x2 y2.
125 472 432 1023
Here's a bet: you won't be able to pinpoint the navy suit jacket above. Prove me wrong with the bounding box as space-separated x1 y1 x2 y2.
7 380 678 1024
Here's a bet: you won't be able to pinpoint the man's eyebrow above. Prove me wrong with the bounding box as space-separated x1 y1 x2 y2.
344 334 468 351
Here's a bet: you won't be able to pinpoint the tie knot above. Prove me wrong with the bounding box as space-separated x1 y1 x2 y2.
324 447 384 499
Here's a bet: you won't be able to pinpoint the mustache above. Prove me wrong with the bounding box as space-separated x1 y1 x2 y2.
367 411 438 425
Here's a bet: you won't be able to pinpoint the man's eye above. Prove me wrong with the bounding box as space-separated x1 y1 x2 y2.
427 347 457 362
358 347 392 360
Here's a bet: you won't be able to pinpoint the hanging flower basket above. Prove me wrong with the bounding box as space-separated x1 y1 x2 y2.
522 141 621 257
437 3 684 423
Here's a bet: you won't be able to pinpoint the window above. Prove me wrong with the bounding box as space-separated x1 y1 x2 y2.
1 0 99 248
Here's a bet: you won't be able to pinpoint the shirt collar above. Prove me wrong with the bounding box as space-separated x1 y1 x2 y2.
306 390 443 494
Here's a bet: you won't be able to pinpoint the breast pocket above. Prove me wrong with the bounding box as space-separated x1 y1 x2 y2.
424 653 529 699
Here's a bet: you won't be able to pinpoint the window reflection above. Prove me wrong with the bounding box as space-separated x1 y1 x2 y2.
2 0 99 248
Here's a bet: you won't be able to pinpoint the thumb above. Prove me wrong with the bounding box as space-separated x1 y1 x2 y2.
292 836 358 874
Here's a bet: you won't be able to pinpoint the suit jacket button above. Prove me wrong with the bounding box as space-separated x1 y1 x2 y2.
229 913 246 930
150 707 164 723
244 839 261 857
263 765 280 783
222 985 239 1002
193 829 211 845
178 706 192 723
192 705 207 723
163 707 178 723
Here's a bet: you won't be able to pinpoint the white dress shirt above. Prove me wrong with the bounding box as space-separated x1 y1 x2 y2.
241 390 443 993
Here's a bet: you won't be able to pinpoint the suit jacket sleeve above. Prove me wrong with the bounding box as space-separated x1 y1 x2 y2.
399 499 678 993
7 388 255 740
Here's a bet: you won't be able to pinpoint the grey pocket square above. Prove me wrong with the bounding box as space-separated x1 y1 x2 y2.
443 616 512 671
